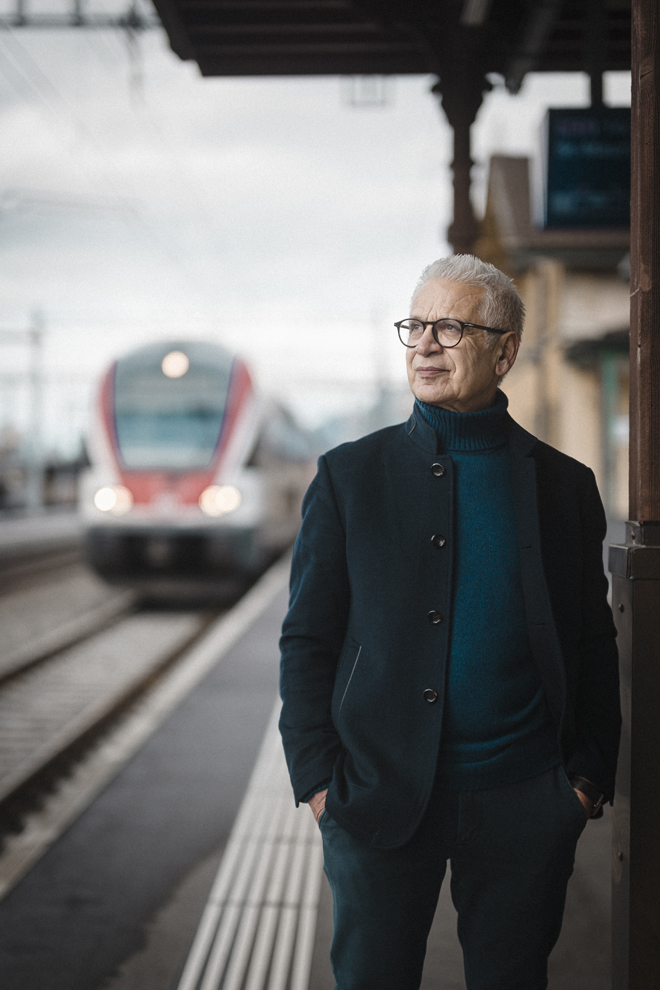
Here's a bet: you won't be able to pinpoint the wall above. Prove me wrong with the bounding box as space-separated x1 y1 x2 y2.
502 259 629 518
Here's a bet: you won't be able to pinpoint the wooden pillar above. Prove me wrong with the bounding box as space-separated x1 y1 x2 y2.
432 74 491 256
609 1 660 987
628 0 660 517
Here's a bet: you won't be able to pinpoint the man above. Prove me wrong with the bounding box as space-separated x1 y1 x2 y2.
279 255 620 990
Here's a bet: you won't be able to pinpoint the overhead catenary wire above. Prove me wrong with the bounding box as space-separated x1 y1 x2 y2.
80 26 236 252
0 27 215 308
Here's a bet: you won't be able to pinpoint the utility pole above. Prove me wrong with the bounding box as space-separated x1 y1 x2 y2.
371 304 390 430
609 0 660 986
25 310 44 512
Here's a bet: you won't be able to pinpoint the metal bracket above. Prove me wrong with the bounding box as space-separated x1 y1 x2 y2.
609 543 660 579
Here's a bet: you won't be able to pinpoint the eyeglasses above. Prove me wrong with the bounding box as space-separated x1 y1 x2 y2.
395 318 508 349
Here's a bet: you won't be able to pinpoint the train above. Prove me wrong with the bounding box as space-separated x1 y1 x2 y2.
79 339 315 593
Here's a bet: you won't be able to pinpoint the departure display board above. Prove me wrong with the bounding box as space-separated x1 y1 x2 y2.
542 107 630 229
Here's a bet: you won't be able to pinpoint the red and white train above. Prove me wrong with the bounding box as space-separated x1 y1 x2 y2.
80 339 314 590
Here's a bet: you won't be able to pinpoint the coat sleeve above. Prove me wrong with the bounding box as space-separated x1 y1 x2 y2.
565 468 621 802
279 454 350 804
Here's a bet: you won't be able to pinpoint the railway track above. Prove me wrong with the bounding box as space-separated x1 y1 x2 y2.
0 550 211 841
0 511 82 592
0 609 214 819
0 554 291 901
0 579 135 685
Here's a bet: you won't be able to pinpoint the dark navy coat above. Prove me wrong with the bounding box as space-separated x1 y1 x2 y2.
279 407 621 850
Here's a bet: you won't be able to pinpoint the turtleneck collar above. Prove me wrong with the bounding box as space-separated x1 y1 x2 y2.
415 389 509 452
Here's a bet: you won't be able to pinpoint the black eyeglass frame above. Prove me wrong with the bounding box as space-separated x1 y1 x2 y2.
394 318 509 349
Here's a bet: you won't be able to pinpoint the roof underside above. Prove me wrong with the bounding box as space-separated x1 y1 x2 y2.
151 0 631 90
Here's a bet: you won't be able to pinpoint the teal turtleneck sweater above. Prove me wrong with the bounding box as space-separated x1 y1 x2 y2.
416 391 560 790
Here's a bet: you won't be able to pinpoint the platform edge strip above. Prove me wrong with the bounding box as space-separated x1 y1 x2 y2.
177 698 325 990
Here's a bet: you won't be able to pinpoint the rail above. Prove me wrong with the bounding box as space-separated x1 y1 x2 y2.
0 554 291 900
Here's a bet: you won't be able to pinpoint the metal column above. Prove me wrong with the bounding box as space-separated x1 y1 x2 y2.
610 1 660 987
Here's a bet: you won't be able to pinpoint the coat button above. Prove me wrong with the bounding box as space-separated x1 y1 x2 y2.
423 688 438 704
427 610 443 624
431 463 445 477
431 534 446 548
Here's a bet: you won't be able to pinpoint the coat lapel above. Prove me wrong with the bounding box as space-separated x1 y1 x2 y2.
508 420 566 730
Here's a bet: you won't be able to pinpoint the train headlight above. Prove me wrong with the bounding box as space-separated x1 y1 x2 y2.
199 485 242 517
161 350 190 378
94 485 134 514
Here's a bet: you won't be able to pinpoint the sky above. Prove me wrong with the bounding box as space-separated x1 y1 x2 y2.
0 10 631 455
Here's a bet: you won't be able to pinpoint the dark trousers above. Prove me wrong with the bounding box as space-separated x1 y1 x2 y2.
319 765 588 990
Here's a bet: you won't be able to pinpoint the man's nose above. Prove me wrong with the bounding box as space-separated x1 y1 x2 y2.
415 325 442 354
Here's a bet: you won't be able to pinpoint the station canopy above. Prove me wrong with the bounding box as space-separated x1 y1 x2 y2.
151 0 631 90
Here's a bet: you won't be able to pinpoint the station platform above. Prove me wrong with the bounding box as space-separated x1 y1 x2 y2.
0 559 613 990
0 509 81 567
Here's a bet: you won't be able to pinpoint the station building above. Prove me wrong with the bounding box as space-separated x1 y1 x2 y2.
475 154 630 522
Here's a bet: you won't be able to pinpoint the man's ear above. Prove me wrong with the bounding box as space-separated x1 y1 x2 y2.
496 332 520 378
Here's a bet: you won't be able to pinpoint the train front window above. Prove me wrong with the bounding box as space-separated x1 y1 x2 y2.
114 361 231 470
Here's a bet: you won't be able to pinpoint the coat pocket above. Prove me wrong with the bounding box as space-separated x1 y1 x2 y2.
334 641 362 717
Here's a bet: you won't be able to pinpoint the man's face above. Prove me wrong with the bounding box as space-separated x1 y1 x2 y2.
405 278 516 413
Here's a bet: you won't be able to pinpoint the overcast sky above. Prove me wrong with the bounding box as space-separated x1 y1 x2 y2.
0 12 631 452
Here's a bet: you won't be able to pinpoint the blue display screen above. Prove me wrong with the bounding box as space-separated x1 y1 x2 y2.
543 107 630 229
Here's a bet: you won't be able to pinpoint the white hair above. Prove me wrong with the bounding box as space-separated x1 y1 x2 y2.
412 255 525 345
